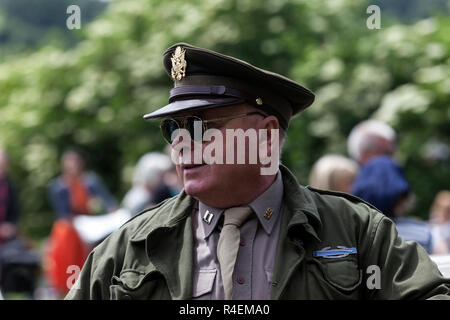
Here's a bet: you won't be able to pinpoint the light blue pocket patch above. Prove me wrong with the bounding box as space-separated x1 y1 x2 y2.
313 246 357 259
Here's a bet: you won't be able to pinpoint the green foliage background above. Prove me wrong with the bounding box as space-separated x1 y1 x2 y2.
0 0 449 239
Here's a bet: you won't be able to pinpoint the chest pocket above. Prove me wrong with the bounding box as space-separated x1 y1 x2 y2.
192 269 217 299
109 270 170 300
314 257 362 292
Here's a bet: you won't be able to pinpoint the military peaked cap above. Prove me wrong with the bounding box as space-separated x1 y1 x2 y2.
143 43 315 129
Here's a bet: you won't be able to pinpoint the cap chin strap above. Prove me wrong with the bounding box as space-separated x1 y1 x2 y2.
169 85 254 103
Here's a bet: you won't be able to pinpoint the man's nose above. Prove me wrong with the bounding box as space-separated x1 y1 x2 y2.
170 133 183 148
170 133 196 149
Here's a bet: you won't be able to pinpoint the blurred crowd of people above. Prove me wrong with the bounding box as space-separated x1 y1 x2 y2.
0 119 449 299
309 119 450 256
0 147 181 299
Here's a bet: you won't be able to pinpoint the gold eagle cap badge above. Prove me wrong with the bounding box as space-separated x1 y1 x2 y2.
171 46 187 81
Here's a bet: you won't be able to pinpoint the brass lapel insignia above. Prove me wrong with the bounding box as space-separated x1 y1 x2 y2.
264 208 274 220
171 46 187 81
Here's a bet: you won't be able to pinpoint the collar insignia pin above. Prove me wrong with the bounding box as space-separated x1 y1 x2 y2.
264 208 273 220
171 46 187 81
203 210 214 225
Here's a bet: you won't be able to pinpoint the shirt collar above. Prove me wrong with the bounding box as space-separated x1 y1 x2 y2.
198 170 284 239
249 170 283 234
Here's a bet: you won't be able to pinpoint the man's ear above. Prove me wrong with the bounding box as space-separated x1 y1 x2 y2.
261 116 280 151
256 115 280 159
257 115 280 175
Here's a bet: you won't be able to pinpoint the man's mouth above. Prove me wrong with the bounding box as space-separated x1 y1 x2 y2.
181 163 206 170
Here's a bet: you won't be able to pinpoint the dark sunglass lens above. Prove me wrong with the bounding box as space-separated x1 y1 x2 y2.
186 117 204 141
161 119 180 143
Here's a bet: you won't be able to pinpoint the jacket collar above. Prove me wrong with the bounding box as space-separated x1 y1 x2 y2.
271 164 323 299
129 191 195 299
129 190 194 242
278 164 322 242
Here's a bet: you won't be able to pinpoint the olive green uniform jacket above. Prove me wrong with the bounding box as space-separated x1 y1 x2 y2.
65 165 450 300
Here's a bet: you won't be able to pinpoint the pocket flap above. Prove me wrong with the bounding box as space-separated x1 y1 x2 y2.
112 269 156 290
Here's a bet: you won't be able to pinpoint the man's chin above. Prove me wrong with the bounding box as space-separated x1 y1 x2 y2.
183 181 207 199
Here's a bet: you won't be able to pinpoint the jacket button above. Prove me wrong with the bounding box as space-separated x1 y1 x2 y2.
122 294 133 300
240 240 246 246
237 277 245 284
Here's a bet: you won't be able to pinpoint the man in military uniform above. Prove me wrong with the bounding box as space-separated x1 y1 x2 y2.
66 43 450 300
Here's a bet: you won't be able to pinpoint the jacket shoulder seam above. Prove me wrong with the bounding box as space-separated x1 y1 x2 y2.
367 214 387 258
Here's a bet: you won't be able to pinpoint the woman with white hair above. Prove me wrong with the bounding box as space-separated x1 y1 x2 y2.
309 154 359 193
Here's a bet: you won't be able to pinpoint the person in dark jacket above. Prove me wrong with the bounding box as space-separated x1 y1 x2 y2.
0 149 39 299
0 149 19 246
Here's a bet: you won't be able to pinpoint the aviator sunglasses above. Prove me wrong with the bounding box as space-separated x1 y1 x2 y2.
160 111 267 144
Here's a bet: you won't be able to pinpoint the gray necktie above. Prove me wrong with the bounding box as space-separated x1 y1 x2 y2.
217 206 252 300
